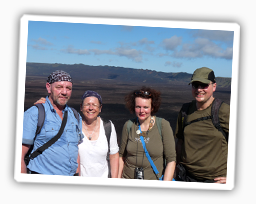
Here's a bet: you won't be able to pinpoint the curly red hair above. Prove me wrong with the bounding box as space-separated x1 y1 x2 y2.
124 86 161 115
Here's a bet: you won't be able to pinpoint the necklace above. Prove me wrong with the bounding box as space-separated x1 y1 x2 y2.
136 116 154 137
82 119 98 140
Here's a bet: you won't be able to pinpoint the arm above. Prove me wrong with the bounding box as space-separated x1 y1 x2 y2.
163 161 176 181
161 119 176 180
21 144 31 173
108 122 119 178
109 152 119 178
118 156 125 178
213 104 229 183
34 97 46 105
117 121 129 178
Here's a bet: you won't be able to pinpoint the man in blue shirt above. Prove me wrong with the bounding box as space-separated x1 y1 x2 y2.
21 70 82 176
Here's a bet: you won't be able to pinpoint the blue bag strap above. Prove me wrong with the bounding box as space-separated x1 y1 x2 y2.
140 136 163 180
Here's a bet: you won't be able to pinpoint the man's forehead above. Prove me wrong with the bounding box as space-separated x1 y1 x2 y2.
51 81 72 87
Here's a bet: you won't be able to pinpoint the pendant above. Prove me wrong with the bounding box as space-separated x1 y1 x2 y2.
89 136 92 140
136 130 141 134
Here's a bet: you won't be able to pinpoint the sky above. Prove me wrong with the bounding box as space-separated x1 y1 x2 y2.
26 19 234 77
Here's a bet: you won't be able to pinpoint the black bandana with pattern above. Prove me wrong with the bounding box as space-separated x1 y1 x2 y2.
47 70 73 84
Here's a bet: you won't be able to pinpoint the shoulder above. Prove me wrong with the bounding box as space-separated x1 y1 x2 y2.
155 117 168 125
219 101 230 119
66 106 81 118
220 102 230 110
100 117 110 124
213 99 230 115
179 101 195 115
100 117 114 129
156 117 172 130
24 105 40 117
124 118 136 126
122 118 136 134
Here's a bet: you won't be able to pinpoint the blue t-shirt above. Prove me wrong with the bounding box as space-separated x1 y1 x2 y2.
22 97 83 176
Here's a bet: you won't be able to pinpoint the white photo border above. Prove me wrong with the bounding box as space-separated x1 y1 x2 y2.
14 14 240 190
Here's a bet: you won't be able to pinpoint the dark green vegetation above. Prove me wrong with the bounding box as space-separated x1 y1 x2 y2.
24 63 231 144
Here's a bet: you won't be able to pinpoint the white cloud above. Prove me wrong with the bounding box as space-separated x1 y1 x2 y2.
90 49 114 55
172 38 233 60
164 61 182 67
32 37 53 46
61 45 90 55
162 36 182 51
60 45 143 62
30 44 48 50
138 38 154 45
115 48 143 62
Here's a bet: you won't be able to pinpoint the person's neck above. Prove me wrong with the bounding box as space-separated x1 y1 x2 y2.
48 97 65 118
138 116 152 131
83 116 98 126
196 96 215 110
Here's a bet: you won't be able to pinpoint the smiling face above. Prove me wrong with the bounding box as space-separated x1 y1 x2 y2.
135 97 152 123
80 96 102 121
191 81 216 108
46 81 72 109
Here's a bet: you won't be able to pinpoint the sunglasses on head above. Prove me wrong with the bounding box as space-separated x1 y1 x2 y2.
134 90 152 97
192 82 211 89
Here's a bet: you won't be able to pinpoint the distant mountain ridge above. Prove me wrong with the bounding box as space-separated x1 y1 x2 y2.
26 62 231 88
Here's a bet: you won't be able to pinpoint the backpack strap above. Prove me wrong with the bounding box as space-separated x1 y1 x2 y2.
180 99 228 143
126 119 134 133
24 104 45 167
35 103 45 135
70 107 80 123
180 102 191 141
101 117 112 178
155 117 162 141
211 98 228 143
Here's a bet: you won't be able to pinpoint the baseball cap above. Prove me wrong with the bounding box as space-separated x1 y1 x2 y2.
189 67 216 84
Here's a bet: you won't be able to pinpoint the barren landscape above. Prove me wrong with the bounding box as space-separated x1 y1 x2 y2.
24 63 231 145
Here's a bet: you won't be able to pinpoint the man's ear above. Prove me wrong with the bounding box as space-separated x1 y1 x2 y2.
212 83 217 92
46 83 51 94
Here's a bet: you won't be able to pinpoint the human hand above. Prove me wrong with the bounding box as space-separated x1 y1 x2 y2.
214 177 226 184
34 97 46 105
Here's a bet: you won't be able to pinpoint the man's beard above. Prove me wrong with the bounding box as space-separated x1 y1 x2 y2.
54 95 69 107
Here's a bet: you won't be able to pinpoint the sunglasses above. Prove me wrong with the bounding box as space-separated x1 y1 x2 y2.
134 90 152 97
192 82 211 89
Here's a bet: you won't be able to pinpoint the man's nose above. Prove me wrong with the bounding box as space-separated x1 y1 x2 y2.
61 88 67 95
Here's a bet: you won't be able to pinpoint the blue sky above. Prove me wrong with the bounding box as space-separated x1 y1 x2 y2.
26 20 234 77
